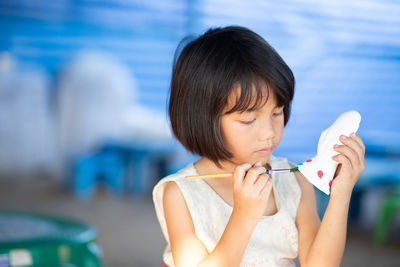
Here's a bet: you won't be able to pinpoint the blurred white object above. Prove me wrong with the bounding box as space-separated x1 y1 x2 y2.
122 105 172 142
0 53 56 176
298 110 361 194
57 51 134 159
57 51 172 169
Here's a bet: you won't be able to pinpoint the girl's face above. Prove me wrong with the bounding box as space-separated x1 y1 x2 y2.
220 87 285 167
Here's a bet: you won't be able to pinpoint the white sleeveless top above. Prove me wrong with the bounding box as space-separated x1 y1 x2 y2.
153 155 302 267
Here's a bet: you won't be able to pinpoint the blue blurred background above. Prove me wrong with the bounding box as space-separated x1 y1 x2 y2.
0 0 399 266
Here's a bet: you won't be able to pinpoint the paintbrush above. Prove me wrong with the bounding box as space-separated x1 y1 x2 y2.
186 166 299 179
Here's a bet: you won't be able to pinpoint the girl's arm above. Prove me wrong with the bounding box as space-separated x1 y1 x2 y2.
295 133 365 267
163 162 274 267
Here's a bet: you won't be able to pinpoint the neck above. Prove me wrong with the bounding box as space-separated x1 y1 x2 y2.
193 157 235 187
195 157 237 175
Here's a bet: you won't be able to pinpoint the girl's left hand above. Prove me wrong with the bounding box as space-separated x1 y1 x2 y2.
331 133 365 198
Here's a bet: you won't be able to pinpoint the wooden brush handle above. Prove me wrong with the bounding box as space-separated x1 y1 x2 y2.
186 172 233 179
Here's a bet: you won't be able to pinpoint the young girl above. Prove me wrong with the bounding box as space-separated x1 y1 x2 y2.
153 26 365 267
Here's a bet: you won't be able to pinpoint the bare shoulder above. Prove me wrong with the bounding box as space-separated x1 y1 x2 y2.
163 180 195 232
163 181 209 265
163 180 183 203
163 181 191 220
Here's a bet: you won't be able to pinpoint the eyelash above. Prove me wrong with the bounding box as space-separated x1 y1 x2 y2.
240 110 283 124
241 119 256 125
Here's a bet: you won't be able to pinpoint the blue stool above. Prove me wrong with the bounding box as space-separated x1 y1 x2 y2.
101 141 179 196
73 151 126 199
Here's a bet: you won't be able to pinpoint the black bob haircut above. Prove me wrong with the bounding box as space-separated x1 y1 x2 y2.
169 26 295 164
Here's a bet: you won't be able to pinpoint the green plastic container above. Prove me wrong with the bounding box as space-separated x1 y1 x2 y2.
0 211 103 267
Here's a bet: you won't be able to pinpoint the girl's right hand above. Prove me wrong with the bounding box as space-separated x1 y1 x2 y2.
232 161 274 222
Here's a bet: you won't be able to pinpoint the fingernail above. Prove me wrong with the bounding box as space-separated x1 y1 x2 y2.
351 133 356 137
254 161 262 167
243 163 252 169
341 135 347 139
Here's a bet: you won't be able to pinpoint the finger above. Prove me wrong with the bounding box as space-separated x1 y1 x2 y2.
260 175 273 198
340 135 363 157
254 161 262 167
254 173 268 193
234 163 252 187
243 166 267 186
348 134 366 173
332 153 352 174
350 133 366 154
339 135 363 164
334 144 359 169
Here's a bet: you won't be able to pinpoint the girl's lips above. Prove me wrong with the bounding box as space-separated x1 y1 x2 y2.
255 147 273 154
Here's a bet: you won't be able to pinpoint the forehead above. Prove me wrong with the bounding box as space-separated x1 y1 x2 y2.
224 82 278 113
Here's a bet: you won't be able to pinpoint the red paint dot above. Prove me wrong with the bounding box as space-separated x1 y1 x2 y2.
317 170 323 178
329 180 332 187
306 159 312 163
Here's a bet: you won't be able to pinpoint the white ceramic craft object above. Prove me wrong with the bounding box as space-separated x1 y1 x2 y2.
297 110 362 195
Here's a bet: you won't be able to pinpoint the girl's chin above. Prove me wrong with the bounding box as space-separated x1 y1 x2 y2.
249 156 271 166
229 154 272 167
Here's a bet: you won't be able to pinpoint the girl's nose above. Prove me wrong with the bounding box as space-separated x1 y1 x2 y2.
258 119 275 141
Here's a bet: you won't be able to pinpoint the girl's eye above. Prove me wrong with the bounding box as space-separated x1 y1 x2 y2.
240 119 255 125
273 110 284 117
